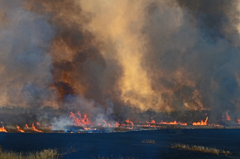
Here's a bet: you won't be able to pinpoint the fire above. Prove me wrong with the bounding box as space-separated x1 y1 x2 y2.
70 111 118 128
192 116 208 125
226 111 231 121
16 125 24 133
0 122 7 132
70 111 91 126
25 124 29 128
146 118 156 124
125 119 134 126
0 126 7 132
159 121 187 125
238 119 240 124
31 123 43 133
115 122 120 127
103 120 107 127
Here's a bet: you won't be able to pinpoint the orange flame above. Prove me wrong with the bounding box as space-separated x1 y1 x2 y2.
0 126 7 132
226 111 231 121
238 119 240 124
125 119 134 126
25 124 29 128
16 125 24 133
0 122 7 132
70 111 91 126
31 123 42 133
115 122 120 127
159 121 187 125
146 118 156 124
192 116 208 125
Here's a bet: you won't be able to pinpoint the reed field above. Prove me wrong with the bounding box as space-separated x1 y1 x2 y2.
171 143 232 156
0 147 59 159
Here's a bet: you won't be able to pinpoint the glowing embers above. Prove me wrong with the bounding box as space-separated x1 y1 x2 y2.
159 121 187 125
145 118 187 126
0 122 7 132
16 125 24 133
192 116 208 125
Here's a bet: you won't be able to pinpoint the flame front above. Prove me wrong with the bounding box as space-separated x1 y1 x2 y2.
146 118 156 124
31 123 43 133
70 112 119 128
192 116 208 125
70 111 91 127
0 122 7 132
159 121 187 125
125 119 134 127
71 112 91 126
16 125 24 133
0 126 7 132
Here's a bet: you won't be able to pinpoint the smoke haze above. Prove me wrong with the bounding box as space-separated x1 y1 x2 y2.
0 0 240 125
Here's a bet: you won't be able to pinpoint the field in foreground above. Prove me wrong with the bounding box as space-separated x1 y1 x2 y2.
0 148 58 159
0 129 239 159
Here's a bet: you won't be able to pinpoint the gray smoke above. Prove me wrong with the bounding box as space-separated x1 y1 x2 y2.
143 0 240 123
0 0 240 125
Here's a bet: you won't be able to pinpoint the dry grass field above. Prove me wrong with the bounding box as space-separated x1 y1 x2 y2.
171 143 232 156
0 147 59 159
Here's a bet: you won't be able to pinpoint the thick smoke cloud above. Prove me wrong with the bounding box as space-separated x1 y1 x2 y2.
26 0 122 106
0 0 240 125
143 0 240 123
0 0 55 108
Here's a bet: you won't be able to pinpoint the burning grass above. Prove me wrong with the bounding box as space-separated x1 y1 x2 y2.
171 143 232 156
0 146 59 159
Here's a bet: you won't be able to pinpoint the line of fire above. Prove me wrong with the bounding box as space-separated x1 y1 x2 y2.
0 111 239 133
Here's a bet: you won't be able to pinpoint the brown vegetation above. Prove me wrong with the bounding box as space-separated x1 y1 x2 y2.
0 146 59 159
171 143 232 156
113 127 132 132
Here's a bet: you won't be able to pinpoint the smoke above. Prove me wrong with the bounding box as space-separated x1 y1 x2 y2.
0 0 55 108
142 0 240 123
1 0 240 125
